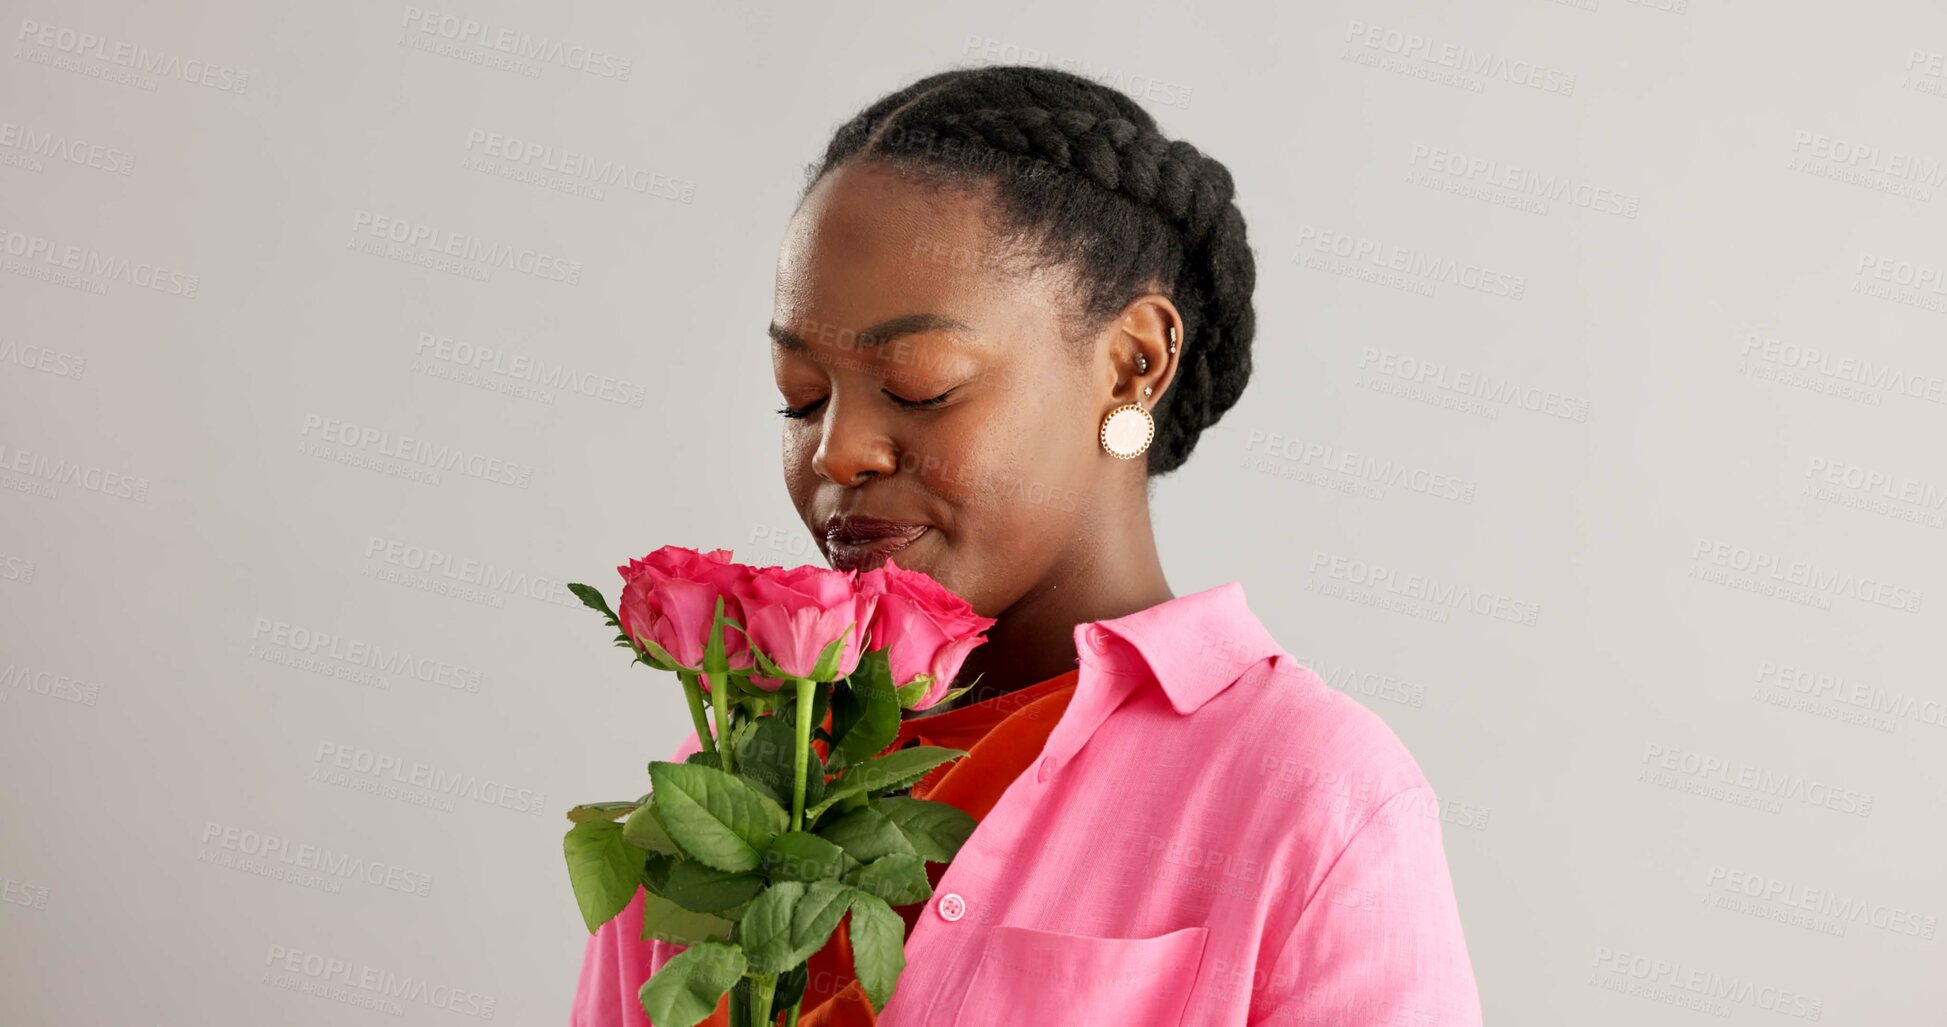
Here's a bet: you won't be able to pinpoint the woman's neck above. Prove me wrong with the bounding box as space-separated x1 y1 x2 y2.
933 538 1173 713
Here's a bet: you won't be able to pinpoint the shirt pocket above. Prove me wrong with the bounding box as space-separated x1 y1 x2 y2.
948 923 1209 1027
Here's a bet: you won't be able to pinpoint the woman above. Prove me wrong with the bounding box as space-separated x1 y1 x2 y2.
573 64 1481 1026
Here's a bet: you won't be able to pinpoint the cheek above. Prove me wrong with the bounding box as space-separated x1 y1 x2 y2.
917 416 1086 527
781 429 816 500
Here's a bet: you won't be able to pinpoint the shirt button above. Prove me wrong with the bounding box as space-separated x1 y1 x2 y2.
1037 756 1058 782
937 892 966 922
1086 625 1110 653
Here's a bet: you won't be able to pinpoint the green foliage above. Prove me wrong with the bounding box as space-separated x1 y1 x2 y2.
828 651 902 773
845 890 906 1012
805 745 969 820
568 626 984 1026
842 853 932 906
638 940 745 1027
739 879 856 975
661 859 766 913
873 796 976 863
564 821 647 933
648 761 790 874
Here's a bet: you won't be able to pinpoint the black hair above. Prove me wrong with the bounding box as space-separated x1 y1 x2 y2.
799 64 1257 478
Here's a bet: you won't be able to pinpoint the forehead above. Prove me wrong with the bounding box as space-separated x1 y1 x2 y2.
773 162 1070 337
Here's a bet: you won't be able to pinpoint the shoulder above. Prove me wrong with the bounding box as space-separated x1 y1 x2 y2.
1229 653 1431 798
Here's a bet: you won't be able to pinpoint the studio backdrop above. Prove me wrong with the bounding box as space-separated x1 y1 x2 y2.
2 1 1941 1024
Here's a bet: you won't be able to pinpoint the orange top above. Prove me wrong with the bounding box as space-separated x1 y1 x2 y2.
694 668 1083 1027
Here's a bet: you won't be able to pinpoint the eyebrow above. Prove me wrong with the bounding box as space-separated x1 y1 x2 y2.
768 313 976 352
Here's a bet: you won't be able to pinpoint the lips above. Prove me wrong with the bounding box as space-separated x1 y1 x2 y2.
824 515 931 573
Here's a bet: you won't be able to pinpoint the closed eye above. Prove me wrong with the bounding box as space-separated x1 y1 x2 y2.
775 397 825 420
890 386 957 410
776 387 957 420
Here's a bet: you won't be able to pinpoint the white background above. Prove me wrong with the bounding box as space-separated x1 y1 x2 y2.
2 2 1942 1024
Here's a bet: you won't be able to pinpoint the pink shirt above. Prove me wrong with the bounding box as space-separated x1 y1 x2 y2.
570 580 1483 1026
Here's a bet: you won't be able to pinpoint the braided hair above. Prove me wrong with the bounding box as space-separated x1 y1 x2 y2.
799 65 1257 477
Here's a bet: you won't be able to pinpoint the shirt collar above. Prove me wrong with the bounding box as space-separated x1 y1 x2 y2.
1071 580 1284 715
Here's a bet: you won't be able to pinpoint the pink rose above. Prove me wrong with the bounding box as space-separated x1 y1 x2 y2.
733 565 877 685
859 557 995 710
615 546 753 680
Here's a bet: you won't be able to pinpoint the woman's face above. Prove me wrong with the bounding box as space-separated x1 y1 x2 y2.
770 160 1118 617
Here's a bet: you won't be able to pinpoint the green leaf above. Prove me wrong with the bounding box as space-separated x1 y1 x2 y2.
642 886 735 945
568 582 621 629
736 711 803 809
644 851 674 893
638 940 745 1027
624 803 681 855
703 595 730 676
762 830 854 882
634 632 684 670
829 652 901 773
815 805 916 865
740 878 856 974
566 800 640 823
661 859 766 913
807 624 854 683
843 853 932 906
873 797 977 863
806 746 969 819
683 749 723 770
893 674 933 709
564 822 648 933
773 962 809 1022
898 673 975 709
845 890 906 1012
648 761 790 873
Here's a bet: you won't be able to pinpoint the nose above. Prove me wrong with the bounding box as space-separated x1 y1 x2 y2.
810 395 899 487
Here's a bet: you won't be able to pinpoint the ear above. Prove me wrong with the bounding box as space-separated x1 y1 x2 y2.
1106 294 1184 408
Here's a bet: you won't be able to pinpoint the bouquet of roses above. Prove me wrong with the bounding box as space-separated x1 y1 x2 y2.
562 546 995 1027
